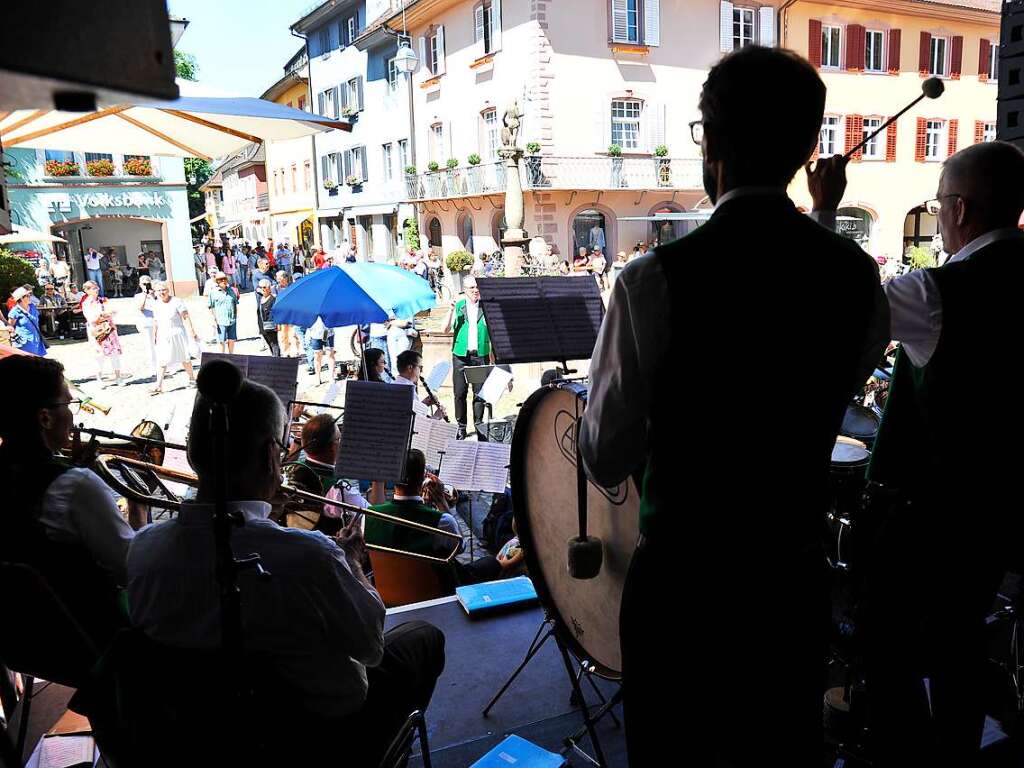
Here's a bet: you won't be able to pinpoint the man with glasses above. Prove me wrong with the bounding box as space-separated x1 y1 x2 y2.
813 140 1024 766
444 276 492 439
394 350 448 421
0 355 134 659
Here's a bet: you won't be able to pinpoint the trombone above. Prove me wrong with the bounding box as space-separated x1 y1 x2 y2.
92 454 463 564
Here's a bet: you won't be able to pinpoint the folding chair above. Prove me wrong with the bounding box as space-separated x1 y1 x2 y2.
377 709 433 768
368 550 452 608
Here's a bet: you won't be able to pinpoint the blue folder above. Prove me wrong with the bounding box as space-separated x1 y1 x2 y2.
455 576 538 614
469 735 565 767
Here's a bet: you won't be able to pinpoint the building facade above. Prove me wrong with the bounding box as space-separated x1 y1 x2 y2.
262 49 320 251
6 148 196 294
217 143 271 245
293 0 418 261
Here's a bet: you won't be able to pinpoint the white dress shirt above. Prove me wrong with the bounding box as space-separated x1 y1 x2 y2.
127 501 385 718
466 300 480 353
84 251 101 270
40 467 135 583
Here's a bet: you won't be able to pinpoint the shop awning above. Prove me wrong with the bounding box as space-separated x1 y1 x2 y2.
189 213 208 224
346 204 397 217
214 220 242 234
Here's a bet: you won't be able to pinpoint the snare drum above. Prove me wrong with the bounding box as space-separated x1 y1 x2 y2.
826 438 870 572
840 404 881 446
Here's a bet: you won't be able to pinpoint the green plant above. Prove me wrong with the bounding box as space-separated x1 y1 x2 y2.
44 159 80 177
86 158 115 176
174 50 198 81
654 144 669 157
123 157 153 176
445 249 474 273
404 217 421 251
526 141 541 154
446 158 459 169
0 249 37 307
905 245 935 271
607 144 623 157
467 153 481 165
404 165 418 175
427 161 440 172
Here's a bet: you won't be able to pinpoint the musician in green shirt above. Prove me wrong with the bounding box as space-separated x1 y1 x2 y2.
444 276 490 439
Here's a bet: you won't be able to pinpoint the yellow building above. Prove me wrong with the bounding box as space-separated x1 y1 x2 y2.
261 48 319 250
782 0 1001 263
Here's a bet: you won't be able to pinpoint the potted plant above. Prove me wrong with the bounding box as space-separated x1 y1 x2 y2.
607 144 624 187
525 141 543 187
44 159 80 177
345 174 362 188
653 144 671 187
323 178 339 196
123 157 153 176
445 158 462 194
404 166 419 198
467 154 481 166
342 106 357 118
445 249 474 294
427 161 440 173
466 154 482 193
85 158 115 177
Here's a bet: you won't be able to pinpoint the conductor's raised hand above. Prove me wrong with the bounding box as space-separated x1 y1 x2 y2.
806 155 848 212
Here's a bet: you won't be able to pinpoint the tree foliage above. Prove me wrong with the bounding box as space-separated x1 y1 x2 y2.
0 249 38 304
174 50 198 81
905 245 935 272
404 217 420 252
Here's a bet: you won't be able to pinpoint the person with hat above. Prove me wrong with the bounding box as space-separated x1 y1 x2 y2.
207 271 239 353
7 286 47 356
82 281 129 387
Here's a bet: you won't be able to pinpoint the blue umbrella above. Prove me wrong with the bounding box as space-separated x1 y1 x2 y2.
270 263 436 328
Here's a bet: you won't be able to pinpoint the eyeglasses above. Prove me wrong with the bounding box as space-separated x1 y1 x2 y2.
45 399 82 414
924 194 963 216
689 120 705 145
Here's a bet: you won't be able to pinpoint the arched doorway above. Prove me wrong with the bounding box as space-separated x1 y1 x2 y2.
427 217 442 250
458 212 474 254
903 204 940 262
569 205 615 259
490 209 506 251
836 206 875 252
646 202 698 246
50 215 171 293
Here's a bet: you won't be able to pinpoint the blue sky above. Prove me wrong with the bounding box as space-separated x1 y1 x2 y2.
167 0 314 97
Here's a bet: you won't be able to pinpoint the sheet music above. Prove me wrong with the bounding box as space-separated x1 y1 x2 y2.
410 416 460 471
479 366 513 406
199 352 299 408
410 413 431 458
38 735 94 768
424 360 451 392
412 397 430 417
336 382 414 481
439 441 510 493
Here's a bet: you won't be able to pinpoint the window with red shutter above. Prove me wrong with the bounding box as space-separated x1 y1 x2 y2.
844 115 864 160
888 28 902 74
974 120 985 144
915 117 927 162
978 39 991 81
947 119 958 157
919 31 932 76
809 19 822 68
950 36 963 79
886 121 898 162
846 25 865 71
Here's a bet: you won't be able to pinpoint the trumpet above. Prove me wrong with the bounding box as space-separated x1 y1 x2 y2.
92 454 462 564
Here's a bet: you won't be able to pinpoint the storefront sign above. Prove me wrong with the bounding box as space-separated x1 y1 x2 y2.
72 191 167 208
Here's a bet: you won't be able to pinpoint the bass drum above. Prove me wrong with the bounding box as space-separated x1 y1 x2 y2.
511 382 640 680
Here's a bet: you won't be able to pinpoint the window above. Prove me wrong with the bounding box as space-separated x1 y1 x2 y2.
983 121 997 143
398 139 409 171
318 27 330 55
348 17 357 45
862 117 883 160
925 120 944 160
611 0 659 46
930 36 948 77
291 164 297 193
322 152 339 183
474 1 494 54
865 30 885 72
611 99 643 151
481 108 500 162
44 150 74 163
303 160 311 190
819 115 840 157
733 7 755 50
348 146 366 182
388 57 398 91
821 26 842 68
85 152 112 163
989 44 999 82
297 95 306 111
430 123 445 163
382 143 393 183
318 88 338 119
345 78 361 112
430 33 440 74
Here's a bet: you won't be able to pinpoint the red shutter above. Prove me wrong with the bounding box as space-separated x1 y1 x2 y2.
847 25 865 71
979 39 991 81
845 115 864 161
974 120 986 144
950 36 963 79
919 31 932 76
947 119 958 157
915 117 927 162
888 28 902 74
809 20 822 68
886 120 898 162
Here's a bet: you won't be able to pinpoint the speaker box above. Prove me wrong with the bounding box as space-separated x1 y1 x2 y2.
999 0 1024 147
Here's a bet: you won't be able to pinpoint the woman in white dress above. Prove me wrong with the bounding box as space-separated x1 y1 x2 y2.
150 281 199 395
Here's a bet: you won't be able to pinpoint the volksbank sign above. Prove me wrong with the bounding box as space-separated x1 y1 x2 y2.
72 191 168 208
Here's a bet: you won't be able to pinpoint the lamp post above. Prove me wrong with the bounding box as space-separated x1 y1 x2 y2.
395 39 418 171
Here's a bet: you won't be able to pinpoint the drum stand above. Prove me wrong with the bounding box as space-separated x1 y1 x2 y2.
482 612 621 768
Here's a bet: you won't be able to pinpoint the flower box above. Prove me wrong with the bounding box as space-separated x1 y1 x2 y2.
86 159 115 177
44 160 80 177
123 157 153 176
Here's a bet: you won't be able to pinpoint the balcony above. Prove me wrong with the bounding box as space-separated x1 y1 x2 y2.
404 156 702 201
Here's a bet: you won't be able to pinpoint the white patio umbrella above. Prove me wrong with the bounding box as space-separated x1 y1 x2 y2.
0 80 349 161
0 227 68 244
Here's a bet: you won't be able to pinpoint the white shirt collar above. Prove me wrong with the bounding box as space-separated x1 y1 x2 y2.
947 227 1024 265
303 456 335 470
178 501 272 525
395 374 416 386
392 494 423 502
715 186 789 208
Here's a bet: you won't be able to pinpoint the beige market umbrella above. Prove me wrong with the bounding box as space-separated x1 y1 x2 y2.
0 227 68 244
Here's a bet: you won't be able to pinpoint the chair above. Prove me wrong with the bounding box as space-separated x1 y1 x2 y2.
368 550 452 608
378 710 433 768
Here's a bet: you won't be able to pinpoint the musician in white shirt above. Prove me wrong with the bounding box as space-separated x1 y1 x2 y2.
395 349 447 420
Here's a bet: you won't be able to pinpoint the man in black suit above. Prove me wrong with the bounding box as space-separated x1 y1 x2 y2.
579 46 887 766
819 141 1024 767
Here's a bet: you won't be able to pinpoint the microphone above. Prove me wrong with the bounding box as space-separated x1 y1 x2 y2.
196 359 244 404
842 77 945 161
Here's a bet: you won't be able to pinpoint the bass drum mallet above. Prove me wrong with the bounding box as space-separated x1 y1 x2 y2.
842 77 945 161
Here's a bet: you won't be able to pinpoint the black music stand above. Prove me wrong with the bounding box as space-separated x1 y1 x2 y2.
462 364 495 440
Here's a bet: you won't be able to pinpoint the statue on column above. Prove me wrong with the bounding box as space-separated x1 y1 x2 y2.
501 101 521 150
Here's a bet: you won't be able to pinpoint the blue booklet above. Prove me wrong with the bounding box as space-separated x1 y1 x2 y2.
456 576 538 614
470 735 565 767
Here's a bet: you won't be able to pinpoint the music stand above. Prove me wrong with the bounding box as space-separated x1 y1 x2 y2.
476 276 604 369
462 364 495 434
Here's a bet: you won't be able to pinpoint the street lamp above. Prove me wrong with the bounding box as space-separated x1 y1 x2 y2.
395 39 418 169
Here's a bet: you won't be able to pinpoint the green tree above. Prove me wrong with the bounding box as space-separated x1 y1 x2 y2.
0 249 38 303
174 50 198 81
184 157 212 226
905 245 935 272
404 217 421 251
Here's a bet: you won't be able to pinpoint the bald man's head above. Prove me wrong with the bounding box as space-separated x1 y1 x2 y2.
942 142 1024 227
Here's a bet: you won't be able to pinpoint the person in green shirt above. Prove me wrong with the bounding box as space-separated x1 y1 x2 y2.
206 272 238 353
444 277 489 439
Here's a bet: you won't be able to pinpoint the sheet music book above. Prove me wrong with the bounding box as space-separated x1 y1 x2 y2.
469 735 564 768
38 735 95 768
336 381 414 481
424 360 451 393
479 366 513 406
410 415 460 471
456 576 538 615
439 441 511 493
199 352 299 409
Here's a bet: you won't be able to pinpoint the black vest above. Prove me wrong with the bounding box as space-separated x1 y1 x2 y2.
647 195 881 562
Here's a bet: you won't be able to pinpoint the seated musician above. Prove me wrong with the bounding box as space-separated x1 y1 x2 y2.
0 356 133 660
394 349 445 418
295 412 382 513
126 379 445 763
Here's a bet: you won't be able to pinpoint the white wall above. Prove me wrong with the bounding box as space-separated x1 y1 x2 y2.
80 219 165 260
